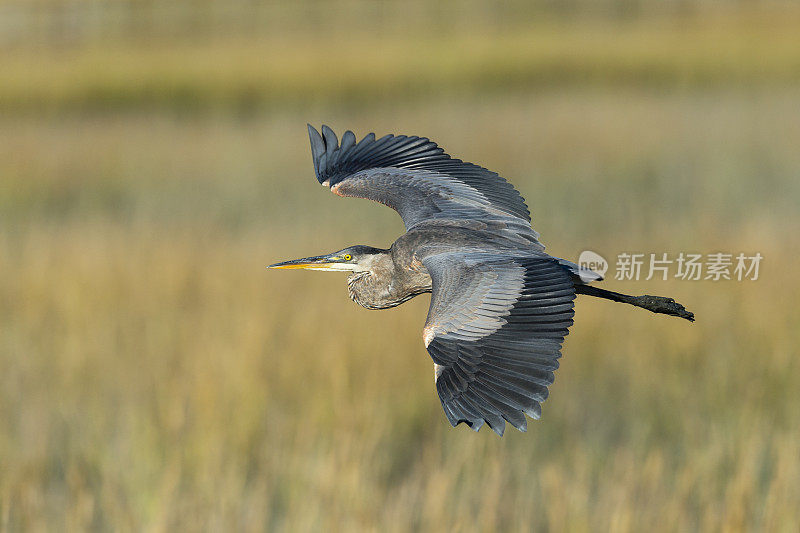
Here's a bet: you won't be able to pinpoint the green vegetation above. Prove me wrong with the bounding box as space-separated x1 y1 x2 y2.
1 3 799 530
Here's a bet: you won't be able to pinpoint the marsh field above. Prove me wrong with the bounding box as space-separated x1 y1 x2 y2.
1 2 800 531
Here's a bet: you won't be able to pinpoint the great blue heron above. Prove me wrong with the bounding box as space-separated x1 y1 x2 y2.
269 125 693 435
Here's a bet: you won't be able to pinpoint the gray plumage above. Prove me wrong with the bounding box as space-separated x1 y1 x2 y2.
268 125 694 436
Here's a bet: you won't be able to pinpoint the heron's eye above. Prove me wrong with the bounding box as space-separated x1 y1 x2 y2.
343 254 352 261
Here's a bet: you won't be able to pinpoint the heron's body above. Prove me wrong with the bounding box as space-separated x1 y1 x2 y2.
351 221 539 309
269 125 693 435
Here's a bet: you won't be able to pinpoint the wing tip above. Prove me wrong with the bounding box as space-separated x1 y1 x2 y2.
450 409 539 435
306 125 452 186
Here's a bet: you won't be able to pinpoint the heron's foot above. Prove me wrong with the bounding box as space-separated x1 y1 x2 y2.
633 295 695 322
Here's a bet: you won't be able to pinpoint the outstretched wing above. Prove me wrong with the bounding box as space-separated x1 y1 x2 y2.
307 125 541 247
422 252 575 435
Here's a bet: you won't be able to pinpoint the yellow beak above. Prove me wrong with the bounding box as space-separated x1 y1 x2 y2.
267 254 351 271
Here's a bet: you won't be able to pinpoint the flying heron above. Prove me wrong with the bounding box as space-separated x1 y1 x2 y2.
269 125 693 436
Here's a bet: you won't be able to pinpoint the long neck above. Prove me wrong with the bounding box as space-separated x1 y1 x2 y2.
347 252 431 310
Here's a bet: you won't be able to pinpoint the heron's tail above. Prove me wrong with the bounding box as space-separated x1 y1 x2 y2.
575 285 694 322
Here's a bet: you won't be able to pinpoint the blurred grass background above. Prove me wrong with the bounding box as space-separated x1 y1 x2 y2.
1 0 799 530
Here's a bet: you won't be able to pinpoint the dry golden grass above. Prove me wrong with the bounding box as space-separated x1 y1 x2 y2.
1 88 798 530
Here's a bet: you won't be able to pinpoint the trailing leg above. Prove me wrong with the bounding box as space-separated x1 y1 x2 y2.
575 284 694 322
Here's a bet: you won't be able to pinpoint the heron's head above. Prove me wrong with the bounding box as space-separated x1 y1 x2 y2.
267 245 388 272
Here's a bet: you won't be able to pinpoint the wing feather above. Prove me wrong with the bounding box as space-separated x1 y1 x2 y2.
422 252 575 435
307 125 539 245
